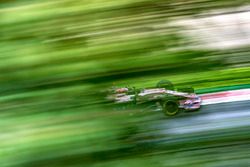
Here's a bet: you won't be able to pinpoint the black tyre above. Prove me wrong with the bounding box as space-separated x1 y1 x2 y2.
162 100 179 116
156 80 174 90
177 87 194 93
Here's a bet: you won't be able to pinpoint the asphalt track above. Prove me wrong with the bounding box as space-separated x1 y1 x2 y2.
133 100 250 145
125 101 250 166
157 100 250 134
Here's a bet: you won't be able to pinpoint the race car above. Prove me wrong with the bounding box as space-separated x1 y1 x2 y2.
107 80 201 116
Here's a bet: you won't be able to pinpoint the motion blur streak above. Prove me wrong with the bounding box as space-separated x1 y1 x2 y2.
0 0 250 167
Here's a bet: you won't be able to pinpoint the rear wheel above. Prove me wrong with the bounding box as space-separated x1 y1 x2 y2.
162 100 179 116
177 87 194 93
156 80 174 90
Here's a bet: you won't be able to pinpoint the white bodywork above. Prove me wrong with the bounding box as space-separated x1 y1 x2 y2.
111 88 197 103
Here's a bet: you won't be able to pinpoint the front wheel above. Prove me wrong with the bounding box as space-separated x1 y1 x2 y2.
162 101 179 116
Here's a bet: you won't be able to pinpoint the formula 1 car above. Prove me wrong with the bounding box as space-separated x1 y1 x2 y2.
107 80 201 116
